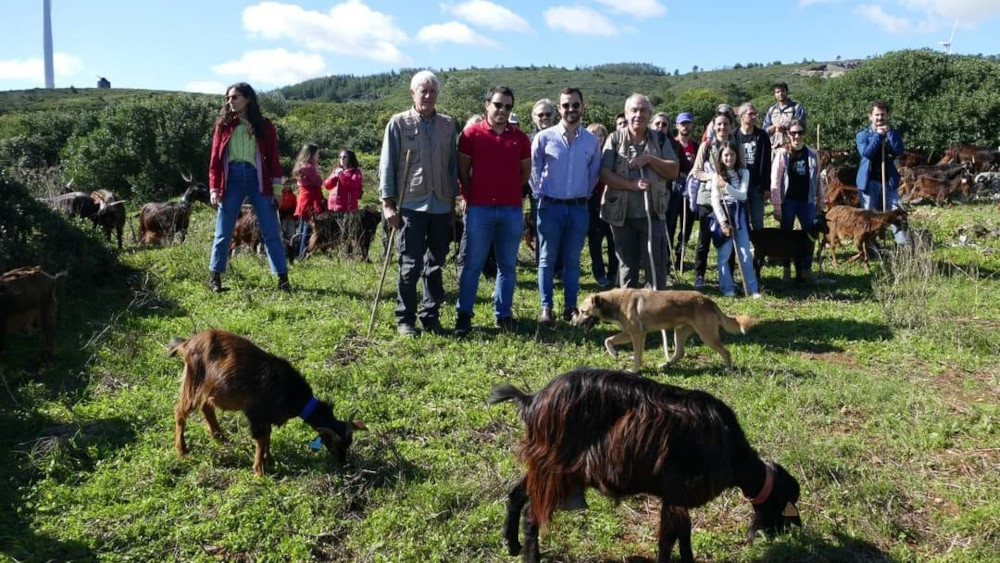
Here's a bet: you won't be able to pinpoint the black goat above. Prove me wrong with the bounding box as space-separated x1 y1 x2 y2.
490 368 801 563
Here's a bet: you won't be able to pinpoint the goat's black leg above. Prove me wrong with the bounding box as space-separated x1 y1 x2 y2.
521 500 540 563
657 505 694 563
504 476 528 556
247 415 272 477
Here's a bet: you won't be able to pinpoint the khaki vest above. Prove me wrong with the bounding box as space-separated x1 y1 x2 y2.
391 109 457 202
600 128 672 227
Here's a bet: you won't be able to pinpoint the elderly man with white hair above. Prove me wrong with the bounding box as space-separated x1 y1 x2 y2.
599 93 679 290
379 70 459 337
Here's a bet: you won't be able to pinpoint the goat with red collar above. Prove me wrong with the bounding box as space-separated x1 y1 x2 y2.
170 330 365 476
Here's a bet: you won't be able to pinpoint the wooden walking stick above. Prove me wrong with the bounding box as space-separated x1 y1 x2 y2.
367 149 411 337
641 168 671 363
881 138 888 212
679 200 688 276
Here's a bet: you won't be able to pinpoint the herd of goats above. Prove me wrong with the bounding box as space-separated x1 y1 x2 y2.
2 141 999 562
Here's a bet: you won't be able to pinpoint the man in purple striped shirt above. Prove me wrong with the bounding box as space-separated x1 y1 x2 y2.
530 87 602 326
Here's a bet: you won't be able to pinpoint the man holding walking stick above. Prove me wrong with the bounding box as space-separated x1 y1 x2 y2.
599 93 679 291
378 70 459 337
856 100 906 245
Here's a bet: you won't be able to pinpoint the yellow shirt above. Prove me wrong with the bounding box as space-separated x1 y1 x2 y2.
228 123 257 166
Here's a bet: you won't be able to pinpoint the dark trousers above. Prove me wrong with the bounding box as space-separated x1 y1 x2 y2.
611 217 670 290
395 209 451 326
693 204 714 277
665 189 695 269
587 193 617 282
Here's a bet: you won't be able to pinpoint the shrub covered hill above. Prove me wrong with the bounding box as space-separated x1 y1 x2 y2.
2 50 999 202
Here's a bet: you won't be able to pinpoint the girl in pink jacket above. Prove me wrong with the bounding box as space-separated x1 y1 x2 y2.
325 149 363 212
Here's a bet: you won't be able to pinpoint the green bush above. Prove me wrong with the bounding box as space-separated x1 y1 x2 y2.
0 110 98 168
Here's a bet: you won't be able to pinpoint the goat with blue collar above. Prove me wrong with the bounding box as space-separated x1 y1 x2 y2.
169 330 366 476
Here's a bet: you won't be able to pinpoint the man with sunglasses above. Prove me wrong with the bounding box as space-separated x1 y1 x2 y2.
525 99 556 265
454 86 531 336
379 70 459 337
530 88 602 326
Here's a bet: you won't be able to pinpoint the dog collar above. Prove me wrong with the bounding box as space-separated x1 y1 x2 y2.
746 462 775 505
299 397 320 420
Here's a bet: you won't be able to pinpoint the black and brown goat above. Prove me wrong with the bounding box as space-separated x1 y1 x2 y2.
819 205 908 269
749 211 828 283
169 330 366 476
138 182 210 245
305 208 382 261
490 368 801 563
89 189 126 249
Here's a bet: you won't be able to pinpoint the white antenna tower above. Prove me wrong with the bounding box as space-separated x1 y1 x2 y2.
939 20 957 55
43 0 54 88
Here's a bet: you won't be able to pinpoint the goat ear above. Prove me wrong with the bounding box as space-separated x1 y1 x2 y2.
316 427 343 445
782 502 799 518
350 419 368 431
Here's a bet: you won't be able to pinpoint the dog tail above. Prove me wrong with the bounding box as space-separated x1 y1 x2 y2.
721 313 753 335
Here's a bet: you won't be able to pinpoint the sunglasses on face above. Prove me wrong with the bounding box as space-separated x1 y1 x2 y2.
536 112 552 118
560 102 581 110
789 130 804 136
490 101 514 111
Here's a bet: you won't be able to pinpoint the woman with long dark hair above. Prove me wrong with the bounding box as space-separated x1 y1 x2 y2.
324 149 363 213
292 143 325 259
207 82 289 292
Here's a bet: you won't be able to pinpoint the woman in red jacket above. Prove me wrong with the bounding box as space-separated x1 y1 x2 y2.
324 149 363 212
208 82 289 292
292 143 325 259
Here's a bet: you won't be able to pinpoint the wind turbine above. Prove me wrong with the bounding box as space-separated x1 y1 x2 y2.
43 0 54 88
939 20 957 55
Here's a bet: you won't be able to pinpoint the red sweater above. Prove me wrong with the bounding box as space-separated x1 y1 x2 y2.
208 116 283 197
294 163 326 218
324 168 363 212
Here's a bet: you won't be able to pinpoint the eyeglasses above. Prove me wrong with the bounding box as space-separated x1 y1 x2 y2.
339 155 349 159
490 101 514 111
535 112 552 118
788 130 804 136
560 102 581 110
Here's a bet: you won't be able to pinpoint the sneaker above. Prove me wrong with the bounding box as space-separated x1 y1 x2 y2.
495 316 517 333
538 307 555 327
722 290 737 297
693 275 705 290
397 323 418 337
596 276 612 290
421 318 447 336
277 274 291 292
751 292 762 299
562 308 579 322
209 272 225 293
454 313 473 337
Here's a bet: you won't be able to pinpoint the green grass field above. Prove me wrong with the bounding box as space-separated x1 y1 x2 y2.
1 203 998 562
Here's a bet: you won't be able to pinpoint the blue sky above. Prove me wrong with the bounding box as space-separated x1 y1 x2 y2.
1 0 998 94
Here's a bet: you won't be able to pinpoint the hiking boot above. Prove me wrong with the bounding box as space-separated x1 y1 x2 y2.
397 323 418 337
421 317 447 336
693 274 705 290
538 307 555 327
495 316 517 333
277 274 291 292
209 272 225 293
454 312 473 337
562 308 579 322
596 276 612 290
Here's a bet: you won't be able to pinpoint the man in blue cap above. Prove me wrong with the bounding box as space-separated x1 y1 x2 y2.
666 111 697 270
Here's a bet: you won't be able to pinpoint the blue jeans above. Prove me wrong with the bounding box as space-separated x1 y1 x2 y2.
537 198 589 310
781 199 816 270
716 207 759 295
296 217 311 259
456 205 522 319
210 162 287 275
862 180 906 244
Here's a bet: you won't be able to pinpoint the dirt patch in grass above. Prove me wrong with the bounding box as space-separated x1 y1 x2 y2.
325 333 373 367
800 351 857 369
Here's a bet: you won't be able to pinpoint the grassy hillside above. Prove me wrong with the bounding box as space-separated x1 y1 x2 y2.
1 197 997 561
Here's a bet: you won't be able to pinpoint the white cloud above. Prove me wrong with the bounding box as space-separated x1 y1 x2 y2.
544 6 618 37
900 0 1000 21
592 0 666 18
242 1 409 64
798 0 841 6
417 22 498 47
185 81 227 95
855 4 912 33
0 53 83 81
212 49 326 86
442 1 531 32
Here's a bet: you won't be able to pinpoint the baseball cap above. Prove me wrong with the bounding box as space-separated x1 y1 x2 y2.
675 112 693 124
508 112 520 124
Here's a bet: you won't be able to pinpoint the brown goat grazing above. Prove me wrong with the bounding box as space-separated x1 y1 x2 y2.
89 189 127 249
819 205 908 269
230 204 264 255
491 368 801 563
938 145 1000 172
138 184 210 244
749 211 828 283
821 165 860 208
897 148 933 168
305 209 382 261
1 266 67 360
169 330 366 476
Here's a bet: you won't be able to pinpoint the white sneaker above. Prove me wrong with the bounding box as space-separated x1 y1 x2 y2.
751 292 762 299
723 290 737 297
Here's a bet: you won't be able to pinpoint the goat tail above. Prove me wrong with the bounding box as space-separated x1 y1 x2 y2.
489 383 533 408
167 337 187 358
722 313 753 335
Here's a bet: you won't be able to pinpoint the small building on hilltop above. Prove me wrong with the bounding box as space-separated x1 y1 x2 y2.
97 77 111 89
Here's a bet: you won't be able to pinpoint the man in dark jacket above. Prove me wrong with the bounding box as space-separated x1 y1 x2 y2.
734 102 772 230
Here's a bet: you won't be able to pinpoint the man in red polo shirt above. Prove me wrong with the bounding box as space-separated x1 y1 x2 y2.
454 86 531 336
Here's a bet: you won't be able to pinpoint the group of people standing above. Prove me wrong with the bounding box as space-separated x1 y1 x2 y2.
203 74 906 337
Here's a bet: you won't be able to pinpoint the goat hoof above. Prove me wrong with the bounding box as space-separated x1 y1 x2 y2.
507 541 522 556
